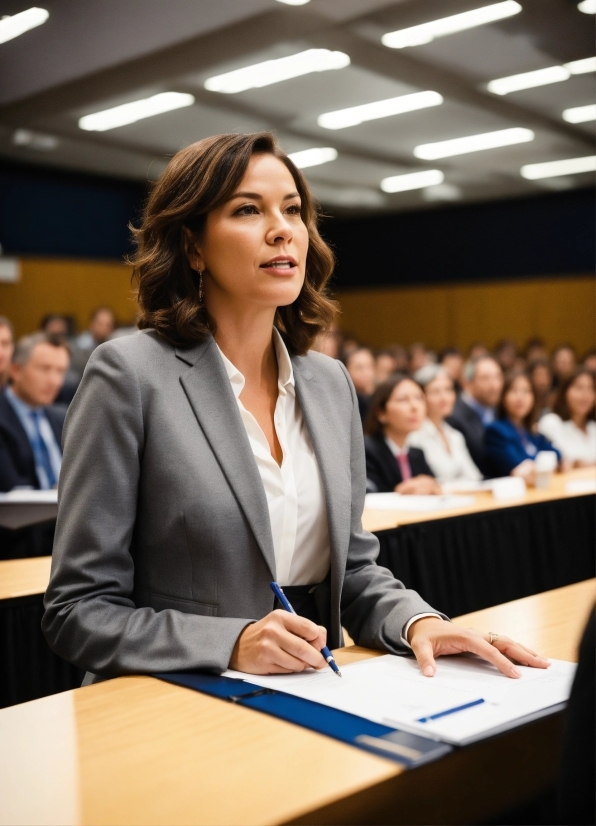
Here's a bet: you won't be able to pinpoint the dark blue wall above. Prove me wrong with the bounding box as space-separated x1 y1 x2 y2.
0 161 147 260
1 160 593 286
321 187 595 289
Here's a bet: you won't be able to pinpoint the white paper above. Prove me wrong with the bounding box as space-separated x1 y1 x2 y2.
223 654 576 746
364 493 475 512
566 478 596 494
0 490 58 503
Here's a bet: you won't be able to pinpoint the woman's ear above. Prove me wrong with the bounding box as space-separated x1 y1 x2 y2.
183 228 205 272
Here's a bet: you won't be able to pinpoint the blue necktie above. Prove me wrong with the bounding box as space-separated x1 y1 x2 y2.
29 410 56 488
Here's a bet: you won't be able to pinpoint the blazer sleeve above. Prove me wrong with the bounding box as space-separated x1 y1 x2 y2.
337 364 448 653
364 437 393 493
409 447 435 477
42 342 253 677
484 422 527 476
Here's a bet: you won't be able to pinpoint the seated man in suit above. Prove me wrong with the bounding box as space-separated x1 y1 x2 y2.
446 355 503 476
0 332 69 492
0 316 14 389
364 373 441 495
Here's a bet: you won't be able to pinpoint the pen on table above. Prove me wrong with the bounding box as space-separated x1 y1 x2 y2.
416 697 485 723
270 581 342 677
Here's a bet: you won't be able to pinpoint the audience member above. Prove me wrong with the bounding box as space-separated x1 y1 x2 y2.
494 339 518 373
70 307 116 380
524 337 548 365
447 356 503 475
0 316 15 388
484 371 560 482
408 365 482 483
407 342 432 374
468 342 489 361
388 344 408 373
581 347 596 373
364 374 441 495
538 369 596 467
0 333 69 492
311 323 341 359
339 334 360 362
344 346 376 423
40 314 71 342
528 359 553 417
374 349 399 384
439 347 464 393
551 344 576 389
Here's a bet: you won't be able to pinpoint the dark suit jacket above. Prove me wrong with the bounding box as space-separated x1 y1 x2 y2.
484 419 560 478
446 396 488 476
364 433 434 493
0 390 66 492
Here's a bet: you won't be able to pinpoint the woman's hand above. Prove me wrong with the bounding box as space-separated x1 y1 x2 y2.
407 617 550 678
395 475 442 495
511 459 535 485
230 610 327 674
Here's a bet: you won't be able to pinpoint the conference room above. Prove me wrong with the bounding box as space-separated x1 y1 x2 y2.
0 1 594 824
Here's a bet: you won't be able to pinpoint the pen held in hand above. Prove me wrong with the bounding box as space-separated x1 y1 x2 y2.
270 581 342 677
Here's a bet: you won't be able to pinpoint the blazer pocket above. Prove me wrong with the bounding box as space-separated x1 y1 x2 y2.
147 591 218 617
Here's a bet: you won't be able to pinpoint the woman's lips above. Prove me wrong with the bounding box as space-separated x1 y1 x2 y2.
259 260 298 276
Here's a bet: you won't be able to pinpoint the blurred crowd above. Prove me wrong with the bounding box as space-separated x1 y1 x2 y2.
0 312 594 494
312 325 596 493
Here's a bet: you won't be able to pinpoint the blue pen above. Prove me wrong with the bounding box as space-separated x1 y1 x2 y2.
416 697 485 723
270 582 342 677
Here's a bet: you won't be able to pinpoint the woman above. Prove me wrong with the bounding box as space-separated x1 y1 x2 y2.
538 369 596 466
42 133 546 682
344 346 375 423
485 371 560 481
528 359 554 418
407 365 482 484
364 374 442 495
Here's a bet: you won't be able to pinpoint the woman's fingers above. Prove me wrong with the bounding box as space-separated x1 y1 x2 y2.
410 636 438 677
493 637 550 668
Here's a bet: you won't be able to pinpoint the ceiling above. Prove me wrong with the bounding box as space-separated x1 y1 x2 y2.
0 0 593 215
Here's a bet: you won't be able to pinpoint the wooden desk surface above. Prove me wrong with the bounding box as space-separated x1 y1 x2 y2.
1 579 593 826
362 466 596 533
0 556 52 601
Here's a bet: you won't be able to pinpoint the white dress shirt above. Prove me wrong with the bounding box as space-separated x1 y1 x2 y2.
407 418 482 483
217 330 443 642
538 413 596 465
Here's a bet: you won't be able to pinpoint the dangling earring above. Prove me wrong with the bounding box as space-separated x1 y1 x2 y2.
196 268 204 304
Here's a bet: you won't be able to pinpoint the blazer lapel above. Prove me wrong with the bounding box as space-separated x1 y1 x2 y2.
176 337 277 579
292 358 352 618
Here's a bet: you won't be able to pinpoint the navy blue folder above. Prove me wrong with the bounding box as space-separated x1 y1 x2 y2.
156 671 453 767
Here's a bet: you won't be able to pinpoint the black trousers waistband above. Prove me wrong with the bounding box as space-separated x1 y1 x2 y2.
274 580 330 634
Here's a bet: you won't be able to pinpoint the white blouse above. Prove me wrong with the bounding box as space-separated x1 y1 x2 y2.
217 329 330 587
407 418 482 483
538 413 596 464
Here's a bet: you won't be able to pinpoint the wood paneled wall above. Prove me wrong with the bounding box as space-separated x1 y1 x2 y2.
336 276 595 355
0 259 593 355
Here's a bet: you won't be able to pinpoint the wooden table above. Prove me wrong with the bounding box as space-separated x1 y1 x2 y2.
362 466 595 533
1 580 593 826
0 556 52 601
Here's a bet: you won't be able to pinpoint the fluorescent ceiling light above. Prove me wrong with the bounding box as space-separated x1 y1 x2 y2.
414 127 534 159
562 104 596 123
275 0 311 4
12 128 58 151
381 169 444 193
0 7 48 44
204 49 349 94
381 1 521 49
488 66 570 95
317 91 443 130
565 56 596 74
78 92 194 132
288 147 338 169
521 155 596 179
422 183 462 202
577 0 595 13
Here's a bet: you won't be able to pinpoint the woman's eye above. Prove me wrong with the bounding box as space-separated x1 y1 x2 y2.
286 204 302 214
235 204 259 216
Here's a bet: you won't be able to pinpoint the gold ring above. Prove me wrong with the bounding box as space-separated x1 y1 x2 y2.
488 632 499 645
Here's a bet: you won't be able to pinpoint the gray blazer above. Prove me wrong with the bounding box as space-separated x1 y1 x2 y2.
42 330 442 679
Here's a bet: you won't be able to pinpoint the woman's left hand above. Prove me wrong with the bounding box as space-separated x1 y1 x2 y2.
407 617 550 678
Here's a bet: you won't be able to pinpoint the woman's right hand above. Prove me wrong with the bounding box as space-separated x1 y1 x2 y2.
229 610 328 674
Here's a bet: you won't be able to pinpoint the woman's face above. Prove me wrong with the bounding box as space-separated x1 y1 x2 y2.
193 153 309 313
530 365 551 394
566 374 595 419
504 375 534 421
380 379 426 436
348 349 376 396
425 373 456 420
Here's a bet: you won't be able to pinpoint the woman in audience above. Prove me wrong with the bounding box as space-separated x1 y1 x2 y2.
408 365 482 484
484 371 560 482
538 369 596 466
551 344 576 389
528 359 553 418
364 374 441 495
43 132 547 685
344 346 376 423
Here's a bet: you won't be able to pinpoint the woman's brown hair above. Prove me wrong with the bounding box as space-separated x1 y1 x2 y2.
496 370 538 431
553 368 596 422
130 132 337 354
364 373 421 437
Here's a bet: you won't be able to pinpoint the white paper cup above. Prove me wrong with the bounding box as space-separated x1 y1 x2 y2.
534 450 558 489
492 477 527 500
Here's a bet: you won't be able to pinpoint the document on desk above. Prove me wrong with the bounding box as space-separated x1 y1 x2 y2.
364 493 475 512
223 655 576 746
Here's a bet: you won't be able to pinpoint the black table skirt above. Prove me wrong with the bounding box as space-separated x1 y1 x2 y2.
0 521 56 560
0 594 83 709
376 495 596 619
